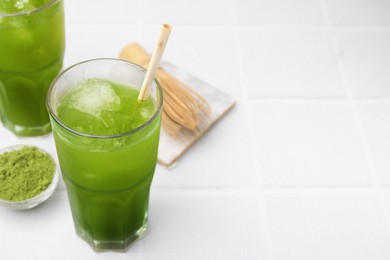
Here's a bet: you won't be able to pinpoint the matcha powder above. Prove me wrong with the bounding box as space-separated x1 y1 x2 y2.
0 146 55 201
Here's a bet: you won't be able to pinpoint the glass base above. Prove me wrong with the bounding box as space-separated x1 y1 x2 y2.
76 221 148 252
0 117 51 136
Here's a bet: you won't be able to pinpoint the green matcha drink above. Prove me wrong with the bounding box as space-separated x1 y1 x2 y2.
47 59 162 251
0 0 65 136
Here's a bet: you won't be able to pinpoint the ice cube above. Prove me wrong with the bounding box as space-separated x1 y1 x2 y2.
100 110 133 134
67 78 121 120
15 0 30 10
139 105 154 120
136 98 155 123
13 0 36 12
0 0 46 14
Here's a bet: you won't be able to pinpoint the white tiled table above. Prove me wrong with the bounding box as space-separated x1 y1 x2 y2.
1 0 390 259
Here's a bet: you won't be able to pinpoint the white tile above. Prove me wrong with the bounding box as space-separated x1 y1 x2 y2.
0 125 53 155
153 101 259 188
234 0 325 25
66 25 242 97
65 0 139 24
138 0 233 25
240 29 346 98
334 29 390 98
384 191 390 222
358 102 390 187
250 101 372 187
137 26 243 98
265 191 390 260
0 191 144 259
0 192 70 258
64 24 140 67
325 0 390 26
141 189 267 260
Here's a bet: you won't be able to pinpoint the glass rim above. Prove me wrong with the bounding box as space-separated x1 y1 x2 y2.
0 0 62 17
46 58 163 140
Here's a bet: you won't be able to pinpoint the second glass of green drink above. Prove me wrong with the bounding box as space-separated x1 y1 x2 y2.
0 0 65 136
47 58 163 251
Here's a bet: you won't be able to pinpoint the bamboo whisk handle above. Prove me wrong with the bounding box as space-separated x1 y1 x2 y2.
120 43 150 69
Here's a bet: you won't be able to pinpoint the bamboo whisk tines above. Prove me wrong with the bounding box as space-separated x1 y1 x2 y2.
120 41 211 137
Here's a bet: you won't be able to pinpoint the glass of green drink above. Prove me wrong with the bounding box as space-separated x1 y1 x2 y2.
47 58 162 251
0 0 65 136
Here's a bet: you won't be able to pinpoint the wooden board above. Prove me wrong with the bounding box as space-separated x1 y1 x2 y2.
157 62 236 167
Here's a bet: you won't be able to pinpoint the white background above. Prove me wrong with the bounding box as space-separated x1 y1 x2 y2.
1 0 390 259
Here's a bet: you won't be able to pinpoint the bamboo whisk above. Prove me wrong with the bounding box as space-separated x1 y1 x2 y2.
120 43 211 136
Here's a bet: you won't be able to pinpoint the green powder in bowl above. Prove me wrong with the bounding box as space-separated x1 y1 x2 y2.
0 145 59 210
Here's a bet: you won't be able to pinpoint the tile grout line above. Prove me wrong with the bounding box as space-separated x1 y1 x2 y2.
247 97 390 102
228 1 261 187
153 186 387 193
261 186 383 193
65 23 390 31
72 23 390 30
319 0 390 237
229 1 275 259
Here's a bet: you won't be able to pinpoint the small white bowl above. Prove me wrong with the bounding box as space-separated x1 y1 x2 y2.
0 145 59 210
